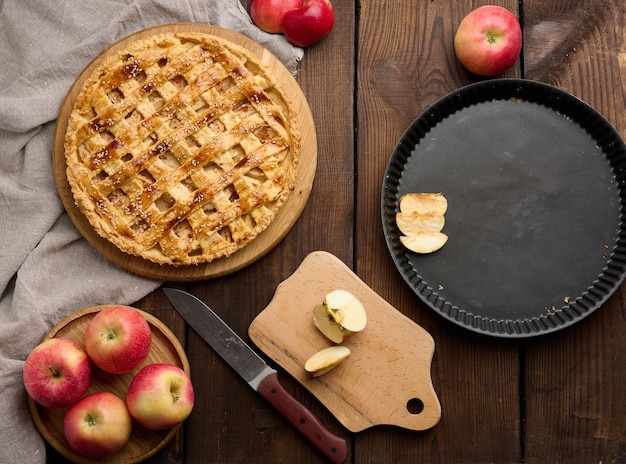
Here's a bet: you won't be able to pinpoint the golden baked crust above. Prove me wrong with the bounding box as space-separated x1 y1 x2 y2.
64 32 299 266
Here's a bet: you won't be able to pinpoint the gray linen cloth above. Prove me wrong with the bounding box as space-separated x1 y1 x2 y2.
0 1 302 462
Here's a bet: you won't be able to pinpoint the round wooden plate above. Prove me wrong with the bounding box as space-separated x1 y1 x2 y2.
53 23 317 281
28 306 190 464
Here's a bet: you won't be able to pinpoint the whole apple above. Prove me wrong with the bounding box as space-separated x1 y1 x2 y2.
283 0 335 47
84 306 151 374
453 5 522 76
250 0 302 34
63 392 132 458
126 363 194 430
23 338 91 409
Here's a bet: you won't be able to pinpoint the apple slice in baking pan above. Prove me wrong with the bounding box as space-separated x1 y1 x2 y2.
397 193 449 254
398 193 447 215
396 211 445 235
400 232 448 254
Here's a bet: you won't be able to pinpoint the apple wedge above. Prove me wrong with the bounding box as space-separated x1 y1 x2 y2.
304 346 351 377
312 303 344 344
396 211 445 235
398 193 447 215
400 232 448 254
313 289 367 343
397 192 449 254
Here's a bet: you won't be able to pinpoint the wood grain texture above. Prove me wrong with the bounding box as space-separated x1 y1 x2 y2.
523 2 626 463
180 0 356 462
53 23 317 282
356 1 522 463
249 251 440 433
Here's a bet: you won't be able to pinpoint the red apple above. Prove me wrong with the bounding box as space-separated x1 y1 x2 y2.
283 0 335 47
84 306 151 374
23 338 91 409
250 0 302 34
453 5 522 76
126 363 194 430
63 392 132 458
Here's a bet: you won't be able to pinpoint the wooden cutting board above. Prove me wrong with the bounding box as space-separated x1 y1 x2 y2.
249 251 441 433
53 23 316 281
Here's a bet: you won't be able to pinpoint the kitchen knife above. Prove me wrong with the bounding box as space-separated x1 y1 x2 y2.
162 288 347 464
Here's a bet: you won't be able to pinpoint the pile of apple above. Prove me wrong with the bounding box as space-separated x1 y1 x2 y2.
22 306 194 459
249 0 334 47
304 290 367 377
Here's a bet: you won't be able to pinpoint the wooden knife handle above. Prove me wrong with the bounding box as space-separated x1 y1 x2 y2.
257 372 348 463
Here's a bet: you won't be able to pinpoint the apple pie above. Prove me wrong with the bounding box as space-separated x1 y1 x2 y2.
64 31 300 266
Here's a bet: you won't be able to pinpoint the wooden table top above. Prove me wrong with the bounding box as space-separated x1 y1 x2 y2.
48 1 626 462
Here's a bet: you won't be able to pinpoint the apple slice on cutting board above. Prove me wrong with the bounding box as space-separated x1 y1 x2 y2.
249 251 441 433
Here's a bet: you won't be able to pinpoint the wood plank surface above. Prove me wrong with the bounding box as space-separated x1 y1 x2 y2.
45 0 626 462
356 1 522 463
523 2 626 463
176 0 356 462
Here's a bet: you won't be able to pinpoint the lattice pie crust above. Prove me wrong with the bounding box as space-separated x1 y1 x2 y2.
64 32 300 266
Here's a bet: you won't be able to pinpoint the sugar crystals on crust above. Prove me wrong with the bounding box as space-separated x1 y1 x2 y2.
64 32 300 266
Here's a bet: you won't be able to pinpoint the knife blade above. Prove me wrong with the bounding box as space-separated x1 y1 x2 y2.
163 288 347 464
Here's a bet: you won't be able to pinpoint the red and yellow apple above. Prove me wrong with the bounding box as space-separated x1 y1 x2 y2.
453 5 522 76
22 338 91 409
249 0 302 34
63 392 132 458
283 0 335 47
126 363 194 430
84 306 152 374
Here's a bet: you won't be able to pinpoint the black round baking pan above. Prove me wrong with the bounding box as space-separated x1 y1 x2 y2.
382 79 626 338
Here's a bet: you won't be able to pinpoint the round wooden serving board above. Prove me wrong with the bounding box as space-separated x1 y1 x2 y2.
53 23 317 281
28 306 190 464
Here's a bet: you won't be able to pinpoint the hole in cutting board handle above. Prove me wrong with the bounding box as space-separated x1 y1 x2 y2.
407 398 424 415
